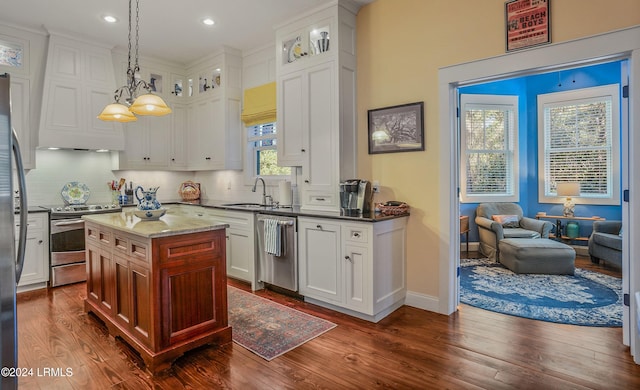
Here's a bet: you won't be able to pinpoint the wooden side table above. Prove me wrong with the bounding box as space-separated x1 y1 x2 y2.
460 215 469 253
535 214 605 242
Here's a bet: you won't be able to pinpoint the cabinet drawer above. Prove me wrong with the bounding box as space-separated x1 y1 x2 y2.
343 225 369 244
15 214 46 230
303 192 336 207
86 225 112 247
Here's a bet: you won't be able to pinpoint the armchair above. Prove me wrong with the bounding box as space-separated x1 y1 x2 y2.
475 203 553 261
588 220 622 268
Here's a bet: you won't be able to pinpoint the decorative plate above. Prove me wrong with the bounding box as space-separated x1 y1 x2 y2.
61 182 90 205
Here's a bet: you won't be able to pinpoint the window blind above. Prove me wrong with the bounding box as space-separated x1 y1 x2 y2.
543 98 612 198
460 95 518 202
241 82 276 126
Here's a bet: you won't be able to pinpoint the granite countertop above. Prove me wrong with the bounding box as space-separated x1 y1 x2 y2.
179 200 409 222
82 209 228 239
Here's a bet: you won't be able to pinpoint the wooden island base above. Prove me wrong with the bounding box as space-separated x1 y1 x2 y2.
82 213 232 375
85 301 231 375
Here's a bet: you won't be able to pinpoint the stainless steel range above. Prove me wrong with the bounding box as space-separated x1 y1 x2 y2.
47 203 121 287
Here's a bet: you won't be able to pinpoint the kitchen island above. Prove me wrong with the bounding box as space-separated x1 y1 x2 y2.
82 210 231 375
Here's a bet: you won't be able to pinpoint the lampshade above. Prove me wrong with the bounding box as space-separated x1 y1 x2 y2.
129 94 172 116
97 103 138 122
557 182 580 197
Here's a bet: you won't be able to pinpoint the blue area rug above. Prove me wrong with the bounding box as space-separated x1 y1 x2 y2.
460 258 622 327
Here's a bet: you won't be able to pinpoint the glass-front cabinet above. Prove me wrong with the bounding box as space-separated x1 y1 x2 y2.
280 22 332 67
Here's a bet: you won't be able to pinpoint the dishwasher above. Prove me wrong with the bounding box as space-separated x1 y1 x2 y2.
256 214 297 292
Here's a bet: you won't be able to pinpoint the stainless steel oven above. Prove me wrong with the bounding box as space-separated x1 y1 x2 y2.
47 204 120 287
50 217 87 287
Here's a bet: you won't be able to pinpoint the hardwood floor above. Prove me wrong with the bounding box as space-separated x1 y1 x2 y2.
15 258 638 389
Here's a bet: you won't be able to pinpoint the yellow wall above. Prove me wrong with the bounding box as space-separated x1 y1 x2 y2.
356 0 640 298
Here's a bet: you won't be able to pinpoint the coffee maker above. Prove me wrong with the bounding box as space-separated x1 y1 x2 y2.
340 179 374 215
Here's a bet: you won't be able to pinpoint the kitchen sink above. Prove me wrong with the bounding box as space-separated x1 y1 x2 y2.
221 203 268 209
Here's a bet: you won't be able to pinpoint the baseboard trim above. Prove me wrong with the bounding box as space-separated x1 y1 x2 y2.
404 290 440 313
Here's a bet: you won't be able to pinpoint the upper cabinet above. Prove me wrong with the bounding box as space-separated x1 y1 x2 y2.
276 0 358 212
1 25 48 169
186 48 243 171
10 77 33 169
39 33 124 150
112 47 242 171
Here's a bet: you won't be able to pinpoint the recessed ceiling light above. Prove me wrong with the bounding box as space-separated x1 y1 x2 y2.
202 18 215 26
103 15 118 23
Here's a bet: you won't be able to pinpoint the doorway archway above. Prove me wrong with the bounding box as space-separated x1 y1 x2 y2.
438 26 640 363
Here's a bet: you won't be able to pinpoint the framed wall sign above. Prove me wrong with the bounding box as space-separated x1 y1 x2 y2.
505 0 551 52
368 101 424 154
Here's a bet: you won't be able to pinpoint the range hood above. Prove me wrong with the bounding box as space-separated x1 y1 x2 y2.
38 33 125 151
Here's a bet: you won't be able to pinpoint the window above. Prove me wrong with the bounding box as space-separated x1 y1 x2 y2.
460 94 519 203
247 122 291 177
537 84 620 205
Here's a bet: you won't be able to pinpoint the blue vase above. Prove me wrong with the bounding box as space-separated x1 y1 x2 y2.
566 222 580 239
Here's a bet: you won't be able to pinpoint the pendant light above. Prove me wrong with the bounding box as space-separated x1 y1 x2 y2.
98 0 171 122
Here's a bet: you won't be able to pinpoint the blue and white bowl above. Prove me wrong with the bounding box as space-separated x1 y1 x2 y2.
134 207 166 221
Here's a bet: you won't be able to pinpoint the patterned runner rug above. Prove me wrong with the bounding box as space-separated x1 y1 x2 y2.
460 258 622 327
228 286 336 360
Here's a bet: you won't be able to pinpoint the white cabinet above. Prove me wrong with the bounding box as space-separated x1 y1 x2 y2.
115 115 170 169
185 48 243 171
202 209 256 288
169 104 188 169
298 218 342 304
298 216 408 322
15 212 49 292
9 77 34 169
39 34 124 150
276 2 358 212
187 94 242 171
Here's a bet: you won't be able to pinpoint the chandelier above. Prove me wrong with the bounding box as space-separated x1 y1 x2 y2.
98 0 171 122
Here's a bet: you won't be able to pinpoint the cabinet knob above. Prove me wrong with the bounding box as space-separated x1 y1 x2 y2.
344 255 351 261
353 232 360 237
38 240 43 245
205 157 211 160
301 148 306 153
171 158 175 161
316 224 322 230
304 179 310 184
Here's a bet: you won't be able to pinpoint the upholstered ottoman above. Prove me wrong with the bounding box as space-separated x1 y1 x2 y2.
498 238 575 275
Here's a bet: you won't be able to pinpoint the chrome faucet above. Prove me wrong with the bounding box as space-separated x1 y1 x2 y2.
252 177 271 206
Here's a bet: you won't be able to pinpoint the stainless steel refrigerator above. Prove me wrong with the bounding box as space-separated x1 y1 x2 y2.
0 73 28 390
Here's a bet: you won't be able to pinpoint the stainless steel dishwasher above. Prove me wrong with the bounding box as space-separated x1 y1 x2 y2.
256 214 297 292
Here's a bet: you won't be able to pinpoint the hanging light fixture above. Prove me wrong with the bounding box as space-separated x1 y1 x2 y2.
98 0 171 122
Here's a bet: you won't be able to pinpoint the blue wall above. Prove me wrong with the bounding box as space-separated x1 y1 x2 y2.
459 60 624 244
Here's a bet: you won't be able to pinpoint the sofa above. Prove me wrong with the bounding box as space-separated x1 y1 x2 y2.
475 203 553 261
588 220 622 268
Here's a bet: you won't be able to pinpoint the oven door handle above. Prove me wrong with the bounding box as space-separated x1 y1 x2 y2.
53 219 85 226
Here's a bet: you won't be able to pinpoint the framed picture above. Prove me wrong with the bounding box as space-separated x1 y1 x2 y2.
0 34 29 76
368 102 424 154
505 0 551 52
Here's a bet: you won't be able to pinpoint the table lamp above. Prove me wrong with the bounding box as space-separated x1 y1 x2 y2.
557 182 580 217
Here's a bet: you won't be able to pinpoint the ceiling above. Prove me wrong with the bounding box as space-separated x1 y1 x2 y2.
0 0 373 65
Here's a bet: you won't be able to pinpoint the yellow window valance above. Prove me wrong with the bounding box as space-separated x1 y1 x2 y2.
241 82 276 126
